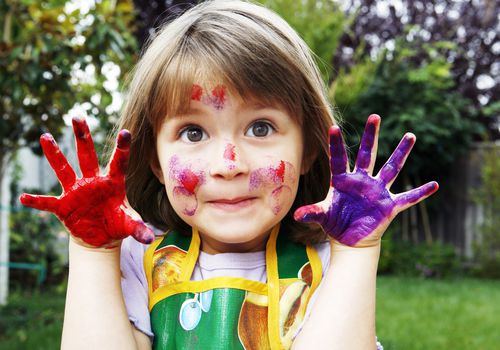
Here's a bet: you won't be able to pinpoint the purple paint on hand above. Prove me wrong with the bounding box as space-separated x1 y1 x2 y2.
294 115 438 247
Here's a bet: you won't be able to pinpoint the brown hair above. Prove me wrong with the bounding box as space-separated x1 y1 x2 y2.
116 0 336 244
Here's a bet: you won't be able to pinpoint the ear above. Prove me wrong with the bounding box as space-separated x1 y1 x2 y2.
150 151 165 184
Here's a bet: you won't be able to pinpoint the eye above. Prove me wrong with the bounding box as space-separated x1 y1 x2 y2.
179 125 207 143
246 121 275 137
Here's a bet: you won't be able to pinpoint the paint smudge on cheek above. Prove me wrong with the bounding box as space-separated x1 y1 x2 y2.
249 160 297 215
169 156 206 216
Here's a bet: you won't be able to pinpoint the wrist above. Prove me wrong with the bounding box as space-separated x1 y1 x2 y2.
330 238 381 253
69 235 122 254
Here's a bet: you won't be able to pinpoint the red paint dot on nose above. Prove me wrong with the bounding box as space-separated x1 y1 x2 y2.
276 161 285 182
180 169 199 193
224 144 236 161
192 84 203 101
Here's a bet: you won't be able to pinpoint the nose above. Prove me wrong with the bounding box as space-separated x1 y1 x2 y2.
209 141 249 179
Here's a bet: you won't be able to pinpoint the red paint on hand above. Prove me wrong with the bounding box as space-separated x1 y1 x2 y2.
19 116 154 247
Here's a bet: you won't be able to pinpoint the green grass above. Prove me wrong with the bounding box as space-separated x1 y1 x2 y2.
0 277 498 349
376 276 500 349
0 289 64 350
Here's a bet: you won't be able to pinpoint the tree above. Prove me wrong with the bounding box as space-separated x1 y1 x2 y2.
0 0 138 300
334 0 499 139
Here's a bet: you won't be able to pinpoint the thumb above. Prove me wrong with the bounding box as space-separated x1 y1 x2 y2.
294 204 326 226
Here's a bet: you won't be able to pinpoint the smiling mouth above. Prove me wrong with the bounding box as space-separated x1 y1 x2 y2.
207 197 257 211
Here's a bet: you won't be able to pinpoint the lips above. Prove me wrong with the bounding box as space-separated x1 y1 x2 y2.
207 197 257 211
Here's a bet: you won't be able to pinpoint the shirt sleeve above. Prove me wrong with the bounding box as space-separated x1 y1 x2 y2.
120 236 154 340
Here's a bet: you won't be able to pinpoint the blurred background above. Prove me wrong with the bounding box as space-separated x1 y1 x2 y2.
0 0 498 348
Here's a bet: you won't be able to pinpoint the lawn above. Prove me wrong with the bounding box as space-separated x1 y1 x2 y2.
376 276 500 349
0 277 498 349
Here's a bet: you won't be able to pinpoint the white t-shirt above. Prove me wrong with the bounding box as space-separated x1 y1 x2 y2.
120 232 332 339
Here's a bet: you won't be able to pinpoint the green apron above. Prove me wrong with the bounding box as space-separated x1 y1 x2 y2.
144 225 323 350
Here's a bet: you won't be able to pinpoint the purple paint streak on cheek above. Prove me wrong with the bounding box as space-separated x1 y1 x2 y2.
168 155 206 216
270 185 292 215
173 187 198 216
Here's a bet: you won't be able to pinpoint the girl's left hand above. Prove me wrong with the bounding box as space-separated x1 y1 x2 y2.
294 114 438 248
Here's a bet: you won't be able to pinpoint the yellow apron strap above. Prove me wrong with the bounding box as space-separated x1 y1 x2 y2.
305 244 323 307
266 224 281 350
144 233 167 302
179 227 201 282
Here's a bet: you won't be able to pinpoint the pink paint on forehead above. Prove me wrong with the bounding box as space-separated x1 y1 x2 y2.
210 84 226 110
223 143 236 161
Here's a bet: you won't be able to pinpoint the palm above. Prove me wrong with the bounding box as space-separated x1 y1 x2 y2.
295 115 438 247
20 117 154 247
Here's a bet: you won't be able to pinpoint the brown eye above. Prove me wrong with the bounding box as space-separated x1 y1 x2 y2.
246 121 274 137
180 126 207 142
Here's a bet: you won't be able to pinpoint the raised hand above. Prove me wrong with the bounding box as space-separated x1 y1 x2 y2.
294 114 438 247
20 116 154 248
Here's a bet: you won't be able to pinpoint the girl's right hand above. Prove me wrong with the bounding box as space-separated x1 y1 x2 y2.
20 116 155 248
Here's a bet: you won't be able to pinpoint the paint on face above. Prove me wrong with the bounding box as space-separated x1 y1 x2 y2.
168 155 205 216
191 84 203 101
223 143 236 161
249 160 295 215
191 84 228 110
209 85 226 110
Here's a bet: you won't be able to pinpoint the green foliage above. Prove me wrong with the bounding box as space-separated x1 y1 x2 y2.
0 0 138 161
332 35 485 189
0 289 64 349
257 0 347 82
7 155 67 288
379 229 460 278
470 146 500 278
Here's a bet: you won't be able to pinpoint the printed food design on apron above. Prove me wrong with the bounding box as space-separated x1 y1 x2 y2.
145 226 322 350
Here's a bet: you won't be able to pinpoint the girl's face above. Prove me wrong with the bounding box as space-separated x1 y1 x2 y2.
154 85 304 254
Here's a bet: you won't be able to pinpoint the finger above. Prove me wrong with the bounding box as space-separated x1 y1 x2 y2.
108 130 132 180
354 114 380 174
19 193 58 212
293 204 326 226
377 133 416 188
127 219 155 244
72 116 99 178
329 125 349 179
394 181 439 212
39 133 77 191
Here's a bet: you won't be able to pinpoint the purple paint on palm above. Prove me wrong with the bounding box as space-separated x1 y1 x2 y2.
294 114 438 247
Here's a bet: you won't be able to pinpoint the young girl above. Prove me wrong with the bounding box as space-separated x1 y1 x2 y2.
20 1 438 349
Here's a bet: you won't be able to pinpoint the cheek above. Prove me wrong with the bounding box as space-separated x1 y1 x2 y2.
166 155 207 216
249 160 298 215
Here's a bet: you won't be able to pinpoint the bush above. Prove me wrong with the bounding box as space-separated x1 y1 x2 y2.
470 146 500 278
379 229 461 278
